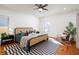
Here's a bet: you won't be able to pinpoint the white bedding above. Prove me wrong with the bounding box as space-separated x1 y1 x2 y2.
20 33 47 48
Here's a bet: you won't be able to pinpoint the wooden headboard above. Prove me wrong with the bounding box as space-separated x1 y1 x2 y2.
15 27 33 34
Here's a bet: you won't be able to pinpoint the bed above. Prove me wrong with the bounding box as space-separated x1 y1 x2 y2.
15 27 34 43
21 34 48 51
15 27 48 51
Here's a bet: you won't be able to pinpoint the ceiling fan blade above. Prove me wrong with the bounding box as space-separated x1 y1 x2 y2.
35 4 40 7
34 4 48 11
42 4 48 7
33 8 39 10
42 8 48 11
39 4 42 7
35 4 43 8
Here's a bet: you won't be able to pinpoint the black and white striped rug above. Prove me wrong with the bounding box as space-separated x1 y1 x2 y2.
4 39 59 55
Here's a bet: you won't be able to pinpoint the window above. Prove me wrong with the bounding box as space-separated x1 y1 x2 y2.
0 16 9 34
44 22 50 33
0 16 9 26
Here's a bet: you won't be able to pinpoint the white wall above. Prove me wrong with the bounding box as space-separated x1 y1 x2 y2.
76 13 79 49
12 14 39 30
40 12 77 36
0 8 39 34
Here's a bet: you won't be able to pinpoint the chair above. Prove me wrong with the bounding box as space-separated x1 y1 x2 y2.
1 33 14 45
61 33 70 41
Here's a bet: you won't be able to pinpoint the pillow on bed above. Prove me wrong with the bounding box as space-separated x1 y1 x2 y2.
15 32 24 43
28 33 36 36
24 31 29 36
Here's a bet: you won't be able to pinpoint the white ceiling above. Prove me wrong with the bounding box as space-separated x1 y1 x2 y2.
0 4 79 17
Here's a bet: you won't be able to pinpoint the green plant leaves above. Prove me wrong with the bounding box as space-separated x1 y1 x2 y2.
65 22 76 40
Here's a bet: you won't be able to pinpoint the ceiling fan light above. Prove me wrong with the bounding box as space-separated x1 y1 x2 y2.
38 8 43 12
64 8 67 10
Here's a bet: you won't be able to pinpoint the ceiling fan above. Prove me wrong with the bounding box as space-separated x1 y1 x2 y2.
34 4 48 12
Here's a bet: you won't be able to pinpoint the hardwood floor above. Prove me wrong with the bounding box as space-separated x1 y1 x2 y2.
0 40 15 55
0 40 79 55
56 41 79 55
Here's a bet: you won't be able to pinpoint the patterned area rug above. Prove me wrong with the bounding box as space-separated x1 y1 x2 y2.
4 38 59 55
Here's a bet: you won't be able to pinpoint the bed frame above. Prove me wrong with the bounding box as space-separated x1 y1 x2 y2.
15 27 48 51
27 34 48 51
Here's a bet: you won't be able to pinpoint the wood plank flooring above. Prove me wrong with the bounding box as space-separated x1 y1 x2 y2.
56 41 79 55
0 40 15 55
0 39 79 55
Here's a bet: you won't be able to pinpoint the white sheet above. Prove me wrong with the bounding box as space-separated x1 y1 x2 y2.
20 33 47 48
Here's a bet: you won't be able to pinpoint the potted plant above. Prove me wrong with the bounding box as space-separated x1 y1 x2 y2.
65 22 76 42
